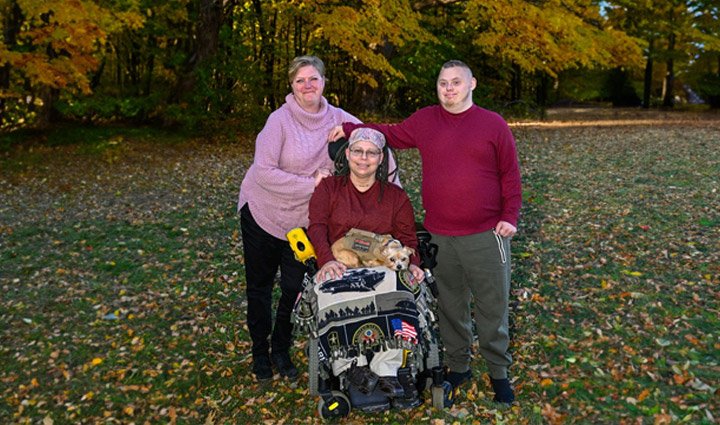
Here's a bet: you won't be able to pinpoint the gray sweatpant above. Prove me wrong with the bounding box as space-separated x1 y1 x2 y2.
432 229 512 379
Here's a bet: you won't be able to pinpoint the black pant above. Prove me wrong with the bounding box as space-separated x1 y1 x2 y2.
240 204 307 358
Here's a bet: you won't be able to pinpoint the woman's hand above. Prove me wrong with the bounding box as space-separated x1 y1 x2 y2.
409 264 425 285
327 125 346 142
315 260 347 283
313 168 332 186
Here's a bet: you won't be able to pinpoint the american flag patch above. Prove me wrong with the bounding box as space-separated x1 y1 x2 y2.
391 318 417 343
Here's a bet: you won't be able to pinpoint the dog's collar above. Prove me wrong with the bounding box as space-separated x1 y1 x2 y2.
383 238 401 247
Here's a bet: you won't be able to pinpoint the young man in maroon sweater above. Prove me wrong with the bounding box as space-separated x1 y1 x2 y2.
330 60 521 404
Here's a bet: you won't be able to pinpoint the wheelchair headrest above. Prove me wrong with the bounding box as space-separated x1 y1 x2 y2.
328 137 349 162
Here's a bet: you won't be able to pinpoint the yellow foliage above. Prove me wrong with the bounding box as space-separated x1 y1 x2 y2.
312 0 435 87
467 0 643 77
4 0 142 95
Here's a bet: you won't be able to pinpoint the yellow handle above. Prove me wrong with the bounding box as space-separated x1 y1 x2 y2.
286 227 317 264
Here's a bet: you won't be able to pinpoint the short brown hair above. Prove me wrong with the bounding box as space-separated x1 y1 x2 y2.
288 55 325 83
439 60 473 79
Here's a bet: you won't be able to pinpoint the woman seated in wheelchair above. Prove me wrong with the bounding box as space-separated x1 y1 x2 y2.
306 128 426 403
307 127 424 285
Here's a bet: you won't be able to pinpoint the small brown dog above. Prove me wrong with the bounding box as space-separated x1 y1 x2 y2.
331 228 414 271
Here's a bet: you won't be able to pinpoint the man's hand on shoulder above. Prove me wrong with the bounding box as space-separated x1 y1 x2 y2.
328 125 346 142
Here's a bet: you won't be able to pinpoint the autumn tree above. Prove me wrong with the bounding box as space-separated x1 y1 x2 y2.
461 0 643 109
5 0 718 132
602 1 654 107
0 0 134 128
686 0 720 107
231 0 435 114
605 0 720 108
78 0 219 124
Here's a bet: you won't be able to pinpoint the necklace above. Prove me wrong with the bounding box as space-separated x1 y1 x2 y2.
352 180 375 191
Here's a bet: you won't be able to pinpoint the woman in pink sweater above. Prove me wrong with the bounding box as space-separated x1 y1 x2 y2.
238 56 361 382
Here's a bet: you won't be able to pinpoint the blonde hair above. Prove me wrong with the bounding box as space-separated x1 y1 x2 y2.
288 56 325 83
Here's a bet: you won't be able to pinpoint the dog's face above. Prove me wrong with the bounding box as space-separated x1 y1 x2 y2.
382 240 414 271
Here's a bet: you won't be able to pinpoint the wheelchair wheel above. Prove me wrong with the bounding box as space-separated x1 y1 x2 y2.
318 390 351 420
308 337 319 397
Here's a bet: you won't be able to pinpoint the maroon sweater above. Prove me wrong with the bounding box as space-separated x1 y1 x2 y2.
343 104 522 236
308 176 420 267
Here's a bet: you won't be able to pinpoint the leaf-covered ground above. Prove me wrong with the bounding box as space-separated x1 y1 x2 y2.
1 109 718 424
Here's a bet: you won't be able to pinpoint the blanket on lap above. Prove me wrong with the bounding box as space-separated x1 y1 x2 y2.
294 266 421 365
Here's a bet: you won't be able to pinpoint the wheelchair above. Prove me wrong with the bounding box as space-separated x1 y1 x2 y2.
288 224 454 420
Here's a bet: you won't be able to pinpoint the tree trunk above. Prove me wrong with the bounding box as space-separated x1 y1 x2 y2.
662 32 676 108
172 0 223 104
643 38 654 109
1 1 23 116
536 73 548 108
294 15 303 57
143 36 156 96
196 1 222 64
34 87 60 129
130 41 141 94
714 56 720 108
252 0 277 110
90 57 106 91
511 63 521 101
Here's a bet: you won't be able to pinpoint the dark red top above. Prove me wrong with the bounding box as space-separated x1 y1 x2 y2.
308 176 420 267
344 104 522 236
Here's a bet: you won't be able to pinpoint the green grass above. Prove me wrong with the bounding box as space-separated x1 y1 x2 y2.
1 111 718 423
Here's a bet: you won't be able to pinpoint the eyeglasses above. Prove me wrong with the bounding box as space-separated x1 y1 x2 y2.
349 148 382 159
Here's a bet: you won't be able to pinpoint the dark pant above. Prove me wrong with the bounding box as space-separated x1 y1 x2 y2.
240 204 307 358
432 229 512 379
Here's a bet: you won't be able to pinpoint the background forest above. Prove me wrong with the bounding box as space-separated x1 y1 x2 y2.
1 1 719 424
1 0 720 133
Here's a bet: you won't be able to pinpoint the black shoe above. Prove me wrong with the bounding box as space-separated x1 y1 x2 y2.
271 351 299 380
490 377 515 404
377 377 404 398
446 369 472 389
396 367 419 401
252 354 273 382
392 396 423 409
347 364 379 394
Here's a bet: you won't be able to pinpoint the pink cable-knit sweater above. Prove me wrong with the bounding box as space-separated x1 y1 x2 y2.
238 94 361 240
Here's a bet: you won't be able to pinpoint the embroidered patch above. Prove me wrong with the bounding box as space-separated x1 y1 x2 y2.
391 318 418 343
318 268 386 294
398 269 420 294
352 323 384 346
327 331 341 350
350 237 371 253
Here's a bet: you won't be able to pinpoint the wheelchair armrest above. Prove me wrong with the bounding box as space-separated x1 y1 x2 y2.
415 222 438 271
